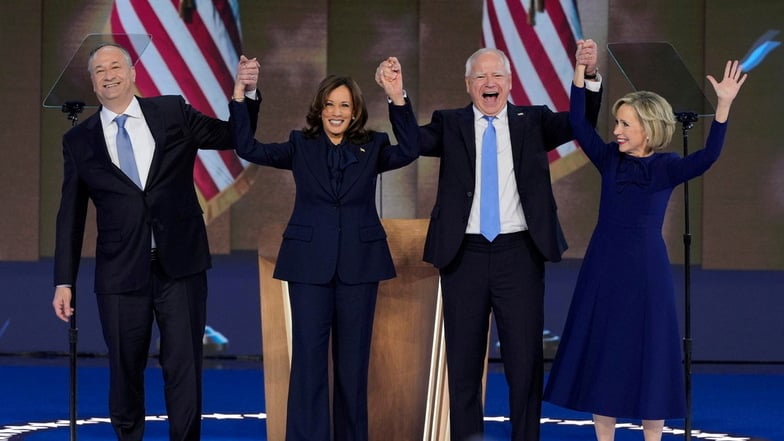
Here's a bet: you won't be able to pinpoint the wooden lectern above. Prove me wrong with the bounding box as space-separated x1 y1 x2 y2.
257 219 451 441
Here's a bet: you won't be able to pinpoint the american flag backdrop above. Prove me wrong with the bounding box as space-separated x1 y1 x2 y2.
482 0 587 180
109 0 253 224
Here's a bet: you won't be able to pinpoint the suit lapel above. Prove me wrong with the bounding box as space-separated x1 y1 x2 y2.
302 135 335 197
450 105 478 194
86 112 113 164
458 105 476 174
507 104 525 172
86 111 139 186
139 98 166 188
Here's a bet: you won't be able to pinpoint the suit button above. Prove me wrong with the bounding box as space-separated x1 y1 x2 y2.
466 191 473 198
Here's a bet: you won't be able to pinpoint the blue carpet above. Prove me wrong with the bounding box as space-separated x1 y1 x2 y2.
1 359 781 440
487 371 784 441
0 361 266 440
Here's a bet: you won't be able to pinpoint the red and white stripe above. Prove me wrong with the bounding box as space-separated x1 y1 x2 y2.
482 0 583 164
110 0 248 206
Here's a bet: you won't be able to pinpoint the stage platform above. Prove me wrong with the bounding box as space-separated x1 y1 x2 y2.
0 356 781 440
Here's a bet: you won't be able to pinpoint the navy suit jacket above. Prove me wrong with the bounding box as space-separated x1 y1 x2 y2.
230 99 419 284
54 95 260 294
420 92 602 269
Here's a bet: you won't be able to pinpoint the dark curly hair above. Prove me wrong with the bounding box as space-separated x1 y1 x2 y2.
303 75 371 144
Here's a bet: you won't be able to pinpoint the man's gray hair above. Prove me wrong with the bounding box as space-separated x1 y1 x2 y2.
465 48 512 77
87 42 133 73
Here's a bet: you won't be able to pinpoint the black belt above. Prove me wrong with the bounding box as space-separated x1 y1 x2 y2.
462 231 532 253
464 231 528 244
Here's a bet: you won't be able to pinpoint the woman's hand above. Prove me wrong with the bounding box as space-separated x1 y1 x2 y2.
707 60 748 123
375 56 405 105
234 55 260 100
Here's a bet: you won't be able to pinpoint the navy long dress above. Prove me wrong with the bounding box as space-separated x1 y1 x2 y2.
543 84 728 420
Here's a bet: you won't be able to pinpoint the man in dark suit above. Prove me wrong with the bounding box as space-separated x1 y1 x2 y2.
51 42 260 441
418 44 602 441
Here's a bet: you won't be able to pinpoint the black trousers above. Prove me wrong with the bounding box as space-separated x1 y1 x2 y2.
96 261 207 441
285 278 379 441
440 232 545 441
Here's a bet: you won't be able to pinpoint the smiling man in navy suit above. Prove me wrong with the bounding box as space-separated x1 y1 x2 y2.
51 43 260 441
417 43 603 441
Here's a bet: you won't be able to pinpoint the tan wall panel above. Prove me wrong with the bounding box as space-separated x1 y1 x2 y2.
328 0 421 219
229 0 328 250
702 0 784 269
555 0 610 259
0 2 43 260
40 1 116 258
416 0 483 218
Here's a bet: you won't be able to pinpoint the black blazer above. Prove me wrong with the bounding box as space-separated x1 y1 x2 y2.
229 99 419 284
54 95 260 294
420 93 602 269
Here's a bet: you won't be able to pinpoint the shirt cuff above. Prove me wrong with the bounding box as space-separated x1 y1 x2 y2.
585 74 602 92
387 89 408 104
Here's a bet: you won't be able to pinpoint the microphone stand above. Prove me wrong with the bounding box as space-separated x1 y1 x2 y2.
676 110 698 441
61 100 84 441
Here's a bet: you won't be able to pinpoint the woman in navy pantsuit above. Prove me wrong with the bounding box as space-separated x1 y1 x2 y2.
229 57 418 441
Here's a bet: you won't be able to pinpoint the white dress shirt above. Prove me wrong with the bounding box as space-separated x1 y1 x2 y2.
100 97 156 247
100 97 155 190
465 78 602 236
466 106 528 235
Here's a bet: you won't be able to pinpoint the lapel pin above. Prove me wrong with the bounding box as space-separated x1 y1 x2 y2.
360 147 366 152
517 112 525 116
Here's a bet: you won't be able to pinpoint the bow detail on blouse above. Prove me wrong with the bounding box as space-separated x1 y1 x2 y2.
616 155 653 192
327 145 358 195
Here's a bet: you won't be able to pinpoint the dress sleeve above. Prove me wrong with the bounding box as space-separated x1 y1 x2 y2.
665 119 727 184
569 84 614 171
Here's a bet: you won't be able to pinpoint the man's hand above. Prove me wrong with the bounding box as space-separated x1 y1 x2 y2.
234 55 260 98
374 57 405 105
52 286 73 323
575 39 598 76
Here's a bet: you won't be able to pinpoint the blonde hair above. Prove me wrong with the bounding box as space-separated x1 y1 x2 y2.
612 91 677 151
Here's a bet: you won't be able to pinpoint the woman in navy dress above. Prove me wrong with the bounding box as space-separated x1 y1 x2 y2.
544 53 747 441
229 57 418 441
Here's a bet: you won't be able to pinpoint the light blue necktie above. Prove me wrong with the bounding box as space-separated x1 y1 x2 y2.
480 115 500 241
115 114 142 188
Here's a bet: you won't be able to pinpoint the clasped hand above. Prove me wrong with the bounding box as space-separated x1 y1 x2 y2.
375 56 405 105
